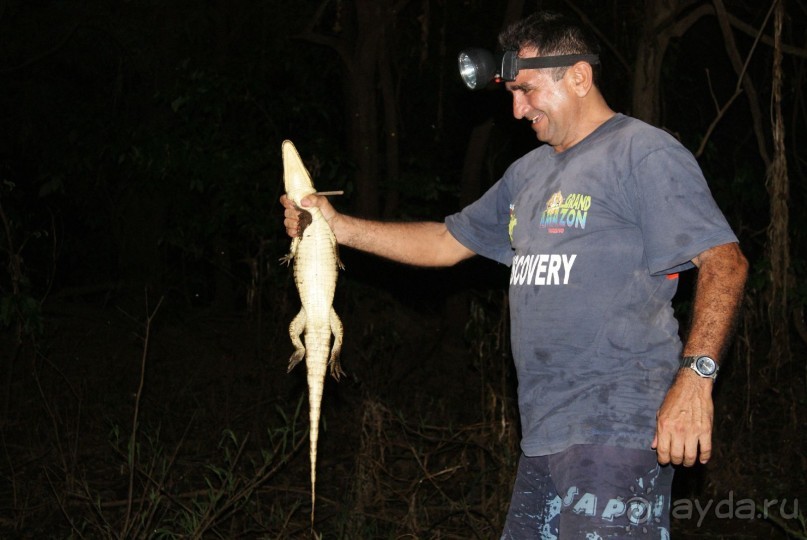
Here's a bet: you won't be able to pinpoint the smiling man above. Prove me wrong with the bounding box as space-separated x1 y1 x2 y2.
281 10 747 539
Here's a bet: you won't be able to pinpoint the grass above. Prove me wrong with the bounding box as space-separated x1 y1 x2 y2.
0 283 803 538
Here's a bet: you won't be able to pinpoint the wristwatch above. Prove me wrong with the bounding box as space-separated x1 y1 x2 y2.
680 355 719 380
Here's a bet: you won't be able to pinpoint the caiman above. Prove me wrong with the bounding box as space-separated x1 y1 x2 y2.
280 139 344 528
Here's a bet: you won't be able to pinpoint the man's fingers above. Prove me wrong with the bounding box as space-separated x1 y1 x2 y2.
656 421 694 466
681 439 698 467
280 194 296 209
654 418 692 465
699 439 712 464
654 429 671 465
679 433 710 467
281 197 301 238
654 423 712 467
280 193 338 239
668 435 686 465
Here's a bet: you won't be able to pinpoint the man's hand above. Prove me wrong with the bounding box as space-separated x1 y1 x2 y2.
652 369 714 466
280 193 338 239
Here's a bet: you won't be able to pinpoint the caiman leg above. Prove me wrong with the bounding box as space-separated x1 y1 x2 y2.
279 207 310 266
287 309 307 371
328 308 344 379
279 237 299 266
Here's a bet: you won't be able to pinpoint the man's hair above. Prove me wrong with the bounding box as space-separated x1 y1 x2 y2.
498 11 601 85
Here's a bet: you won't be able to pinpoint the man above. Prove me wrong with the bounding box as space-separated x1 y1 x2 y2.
281 11 747 539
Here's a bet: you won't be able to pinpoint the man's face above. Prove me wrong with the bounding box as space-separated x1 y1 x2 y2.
505 47 578 152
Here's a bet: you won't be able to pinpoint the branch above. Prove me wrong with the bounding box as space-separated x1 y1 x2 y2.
296 0 413 70
659 0 807 59
696 84 744 159
0 23 80 73
695 0 774 162
294 0 352 67
561 0 632 76
652 0 702 35
728 11 807 59
122 294 164 537
0 190 20 297
665 3 714 39
794 304 807 346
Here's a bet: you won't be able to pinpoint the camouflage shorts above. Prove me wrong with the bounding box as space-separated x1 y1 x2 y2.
501 444 673 539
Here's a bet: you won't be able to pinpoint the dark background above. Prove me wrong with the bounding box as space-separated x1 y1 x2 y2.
1 0 805 538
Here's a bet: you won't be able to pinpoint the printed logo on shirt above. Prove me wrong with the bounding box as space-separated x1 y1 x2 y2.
508 203 517 244
540 191 591 234
510 253 577 286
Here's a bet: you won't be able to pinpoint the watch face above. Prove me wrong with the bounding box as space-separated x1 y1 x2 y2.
696 356 717 375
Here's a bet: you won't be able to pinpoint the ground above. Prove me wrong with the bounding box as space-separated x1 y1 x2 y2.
1 261 804 538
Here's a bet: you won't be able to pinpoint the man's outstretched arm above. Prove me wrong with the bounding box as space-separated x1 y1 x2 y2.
281 194 475 267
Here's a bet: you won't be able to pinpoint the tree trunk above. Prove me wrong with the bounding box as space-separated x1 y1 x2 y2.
344 49 381 217
631 0 711 126
300 0 411 218
345 0 388 217
379 25 401 218
459 118 495 208
766 0 790 367
631 0 673 124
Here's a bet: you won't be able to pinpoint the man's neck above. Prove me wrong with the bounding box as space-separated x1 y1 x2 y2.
553 98 615 153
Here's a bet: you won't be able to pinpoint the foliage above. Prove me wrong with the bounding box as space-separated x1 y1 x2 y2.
0 180 49 338
60 404 307 539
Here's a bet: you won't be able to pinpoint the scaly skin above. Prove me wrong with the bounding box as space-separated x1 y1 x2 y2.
281 140 344 529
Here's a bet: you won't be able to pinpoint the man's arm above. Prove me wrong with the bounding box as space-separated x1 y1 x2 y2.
652 241 748 466
281 194 476 267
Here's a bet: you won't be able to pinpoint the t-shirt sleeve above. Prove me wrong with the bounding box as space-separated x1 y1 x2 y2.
445 177 515 266
629 144 739 275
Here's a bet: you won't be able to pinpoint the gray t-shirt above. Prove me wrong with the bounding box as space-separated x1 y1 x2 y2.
445 114 738 456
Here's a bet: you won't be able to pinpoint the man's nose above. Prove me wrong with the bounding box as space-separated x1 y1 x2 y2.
512 93 529 120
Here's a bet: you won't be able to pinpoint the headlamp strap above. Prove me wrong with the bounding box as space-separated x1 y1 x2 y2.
516 53 600 70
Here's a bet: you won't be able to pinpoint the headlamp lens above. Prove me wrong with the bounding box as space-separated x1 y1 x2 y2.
457 48 496 90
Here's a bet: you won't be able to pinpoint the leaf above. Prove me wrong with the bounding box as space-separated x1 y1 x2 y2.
171 95 188 112
0 296 12 326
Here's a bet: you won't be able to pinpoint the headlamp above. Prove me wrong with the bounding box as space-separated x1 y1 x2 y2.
457 48 600 90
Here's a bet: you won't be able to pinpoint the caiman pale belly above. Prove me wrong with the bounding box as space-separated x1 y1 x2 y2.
281 140 344 527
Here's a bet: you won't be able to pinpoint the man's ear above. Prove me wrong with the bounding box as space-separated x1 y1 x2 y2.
567 61 594 97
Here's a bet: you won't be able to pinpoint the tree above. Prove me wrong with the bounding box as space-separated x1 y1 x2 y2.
298 0 413 217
